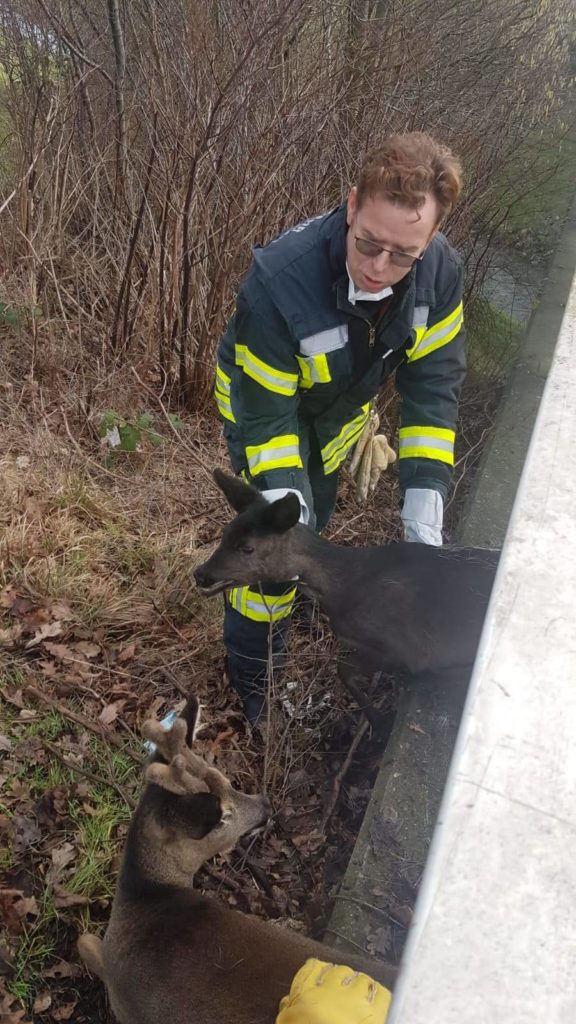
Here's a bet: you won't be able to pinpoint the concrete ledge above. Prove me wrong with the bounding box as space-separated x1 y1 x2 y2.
327 677 467 959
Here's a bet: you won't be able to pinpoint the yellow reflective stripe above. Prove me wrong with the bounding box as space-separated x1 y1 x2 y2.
296 353 331 389
227 586 297 622
235 344 298 396
215 388 236 423
321 403 370 475
245 434 302 477
399 425 455 465
407 302 463 362
216 363 231 391
214 364 235 422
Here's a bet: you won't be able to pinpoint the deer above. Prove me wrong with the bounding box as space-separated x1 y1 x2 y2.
77 694 397 1024
194 470 499 701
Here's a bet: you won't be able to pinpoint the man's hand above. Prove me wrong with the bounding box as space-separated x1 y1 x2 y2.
276 958 392 1024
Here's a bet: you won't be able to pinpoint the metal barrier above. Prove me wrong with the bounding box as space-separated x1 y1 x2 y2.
388 272 576 1022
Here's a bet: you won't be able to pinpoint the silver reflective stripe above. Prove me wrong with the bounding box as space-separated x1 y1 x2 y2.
247 442 300 471
299 324 348 356
399 435 454 453
413 305 429 328
240 350 295 392
417 309 463 355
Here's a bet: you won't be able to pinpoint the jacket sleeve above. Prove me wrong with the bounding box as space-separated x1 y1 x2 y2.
395 257 466 500
231 283 309 495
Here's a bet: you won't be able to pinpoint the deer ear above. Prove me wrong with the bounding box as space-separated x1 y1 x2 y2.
260 492 301 533
214 469 261 513
180 694 201 746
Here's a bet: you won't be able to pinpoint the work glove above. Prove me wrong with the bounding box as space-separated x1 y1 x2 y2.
276 958 392 1024
349 409 397 504
401 487 443 545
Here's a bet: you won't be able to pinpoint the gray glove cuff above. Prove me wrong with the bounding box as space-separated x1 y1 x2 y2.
401 488 443 546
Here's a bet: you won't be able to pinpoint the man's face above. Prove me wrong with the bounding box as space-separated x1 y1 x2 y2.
346 188 439 292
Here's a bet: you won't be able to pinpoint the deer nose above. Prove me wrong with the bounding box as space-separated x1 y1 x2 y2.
194 565 212 587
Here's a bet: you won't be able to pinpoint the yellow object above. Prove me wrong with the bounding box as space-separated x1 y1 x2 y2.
276 958 392 1024
349 409 397 503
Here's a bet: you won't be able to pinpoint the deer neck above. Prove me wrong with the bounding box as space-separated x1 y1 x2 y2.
119 812 203 896
290 526 348 604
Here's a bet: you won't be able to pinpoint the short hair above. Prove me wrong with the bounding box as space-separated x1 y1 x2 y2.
356 132 462 223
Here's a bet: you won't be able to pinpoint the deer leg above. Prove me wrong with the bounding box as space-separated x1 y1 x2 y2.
337 652 393 738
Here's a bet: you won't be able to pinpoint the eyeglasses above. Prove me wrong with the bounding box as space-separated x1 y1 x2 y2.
355 235 424 268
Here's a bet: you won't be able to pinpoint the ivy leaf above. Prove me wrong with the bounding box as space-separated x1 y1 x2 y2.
136 412 154 429
99 409 122 437
118 424 140 451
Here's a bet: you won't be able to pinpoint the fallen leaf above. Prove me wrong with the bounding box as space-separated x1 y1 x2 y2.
49 601 74 621
32 991 51 1013
8 597 33 617
367 924 392 956
45 842 76 886
1 689 25 709
13 895 39 919
0 625 23 647
99 702 120 727
43 643 77 663
0 586 18 609
0 890 24 932
13 816 41 854
42 961 81 980
53 889 90 909
25 621 63 648
73 641 100 659
39 660 58 679
51 998 77 1020
117 641 136 663
0 735 12 753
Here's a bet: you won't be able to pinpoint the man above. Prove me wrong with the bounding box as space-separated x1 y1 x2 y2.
214 132 465 723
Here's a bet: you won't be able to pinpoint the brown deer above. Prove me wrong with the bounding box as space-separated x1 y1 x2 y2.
78 695 396 1023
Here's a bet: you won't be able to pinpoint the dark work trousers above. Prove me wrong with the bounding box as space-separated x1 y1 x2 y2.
222 427 339 721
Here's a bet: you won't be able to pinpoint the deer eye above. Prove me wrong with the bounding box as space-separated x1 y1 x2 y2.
239 543 254 555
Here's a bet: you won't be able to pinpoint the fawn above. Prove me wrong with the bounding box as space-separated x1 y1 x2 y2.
78 695 396 1023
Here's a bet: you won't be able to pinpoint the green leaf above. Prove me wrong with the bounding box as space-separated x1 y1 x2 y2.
149 432 164 447
99 410 122 437
167 414 185 430
118 424 140 452
0 303 19 327
136 412 154 429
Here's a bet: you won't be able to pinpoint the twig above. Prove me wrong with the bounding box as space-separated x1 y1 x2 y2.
322 927 370 955
321 717 370 828
200 863 242 893
59 405 118 481
43 739 135 809
24 684 144 764
331 894 397 920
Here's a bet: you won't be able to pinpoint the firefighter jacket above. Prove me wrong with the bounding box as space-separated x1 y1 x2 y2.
214 204 465 500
